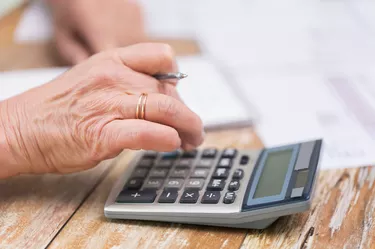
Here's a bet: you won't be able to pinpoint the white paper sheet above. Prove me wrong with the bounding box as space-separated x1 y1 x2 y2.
233 64 375 170
0 56 254 130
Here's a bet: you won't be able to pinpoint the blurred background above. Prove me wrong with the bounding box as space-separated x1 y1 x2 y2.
1 0 375 170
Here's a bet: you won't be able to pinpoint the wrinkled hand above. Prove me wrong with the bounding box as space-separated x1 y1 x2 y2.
47 0 146 65
0 43 204 178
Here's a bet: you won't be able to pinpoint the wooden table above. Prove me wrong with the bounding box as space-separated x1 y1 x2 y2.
1 5 375 249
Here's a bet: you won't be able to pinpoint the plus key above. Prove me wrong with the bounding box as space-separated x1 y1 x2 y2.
116 190 157 203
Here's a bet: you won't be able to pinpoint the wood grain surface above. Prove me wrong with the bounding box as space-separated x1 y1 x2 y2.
2 6 375 249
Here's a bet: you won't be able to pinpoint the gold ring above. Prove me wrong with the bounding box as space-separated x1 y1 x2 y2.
136 93 148 119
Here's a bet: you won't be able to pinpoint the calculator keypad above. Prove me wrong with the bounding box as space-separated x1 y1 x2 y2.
117 148 253 206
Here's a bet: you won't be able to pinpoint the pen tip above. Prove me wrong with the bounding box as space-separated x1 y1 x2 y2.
180 73 188 79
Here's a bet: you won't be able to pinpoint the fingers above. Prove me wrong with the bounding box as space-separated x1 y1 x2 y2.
117 93 204 148
114 43 179 77
100 119 181 155
54 28 90 65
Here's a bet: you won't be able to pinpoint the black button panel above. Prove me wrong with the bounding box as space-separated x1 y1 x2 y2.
117 148 250 205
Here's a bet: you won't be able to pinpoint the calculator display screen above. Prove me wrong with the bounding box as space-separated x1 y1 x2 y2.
253 149 293 199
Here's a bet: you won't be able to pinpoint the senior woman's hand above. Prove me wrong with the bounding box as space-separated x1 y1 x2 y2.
0 43 204 179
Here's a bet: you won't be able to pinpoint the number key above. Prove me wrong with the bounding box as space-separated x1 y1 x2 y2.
207 179 226 191
124 178 143 190
232 169 244 180
196 159 214 168
164 178 184 190
228 180 240 191
131 168 149 178
182 149 197 158
138 158 154 168
191 168 210 178
212 168 230 179
143 178 164 190
149 168 169 178
176 159 193 168
222 148 237 158
185 178 205 189
223 192 236 204
170 168 189 178
202 148 217 158
155 159 174 168
217 158 232 168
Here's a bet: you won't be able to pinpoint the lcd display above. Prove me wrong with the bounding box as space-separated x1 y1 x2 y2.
253 149 293 199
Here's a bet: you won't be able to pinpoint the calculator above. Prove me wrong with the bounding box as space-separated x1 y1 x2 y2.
104 139 322 229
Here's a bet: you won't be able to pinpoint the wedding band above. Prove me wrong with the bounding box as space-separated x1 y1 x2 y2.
136 93 148 119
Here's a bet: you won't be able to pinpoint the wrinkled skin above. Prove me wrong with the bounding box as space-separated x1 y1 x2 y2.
0 43 204 179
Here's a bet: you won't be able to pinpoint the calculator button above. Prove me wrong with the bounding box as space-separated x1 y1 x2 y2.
201 191 221 204
191 168 210 178
182 149 197 158
240 155 249 165
185 179 205 189
161 151 180 159
124 178 143 190
131 168 149 178
116 190 157 203
232 169 244 180
196 159 214 168
170 168 189 178
212 168 230 179
158 190 178 203
222 148 237 158
217 158 232 168
180 190 199 203
155 159 174 168
176 159 194 168
143 151 158 159
164 178 184 190
202 148 217 158
138 158 154 168
143 178 164 190
223 192 236 204
228 180 240 191
149 168 169 178
207 179 226 191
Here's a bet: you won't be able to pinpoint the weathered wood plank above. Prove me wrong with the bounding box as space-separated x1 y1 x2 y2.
0 160 113 248
47 128 261 249
240 166 375 249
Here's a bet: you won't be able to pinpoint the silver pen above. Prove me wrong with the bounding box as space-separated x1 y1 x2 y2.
153 72 188 80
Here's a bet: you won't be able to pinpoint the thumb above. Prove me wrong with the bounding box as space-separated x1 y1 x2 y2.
100 119 182 157
54 28 90 65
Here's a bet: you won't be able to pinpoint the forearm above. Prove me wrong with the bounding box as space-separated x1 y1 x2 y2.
0 101 24 179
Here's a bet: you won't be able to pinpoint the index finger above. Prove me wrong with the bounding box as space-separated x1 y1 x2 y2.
113 43 179 77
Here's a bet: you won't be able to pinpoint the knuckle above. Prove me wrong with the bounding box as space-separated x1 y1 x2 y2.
157 96 180 119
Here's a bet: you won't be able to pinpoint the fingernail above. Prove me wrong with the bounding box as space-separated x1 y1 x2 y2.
184 143 196 151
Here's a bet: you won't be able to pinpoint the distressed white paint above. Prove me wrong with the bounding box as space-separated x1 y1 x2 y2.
329 173 355 237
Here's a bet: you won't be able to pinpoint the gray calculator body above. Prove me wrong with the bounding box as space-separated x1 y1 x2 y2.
104 139 322 229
